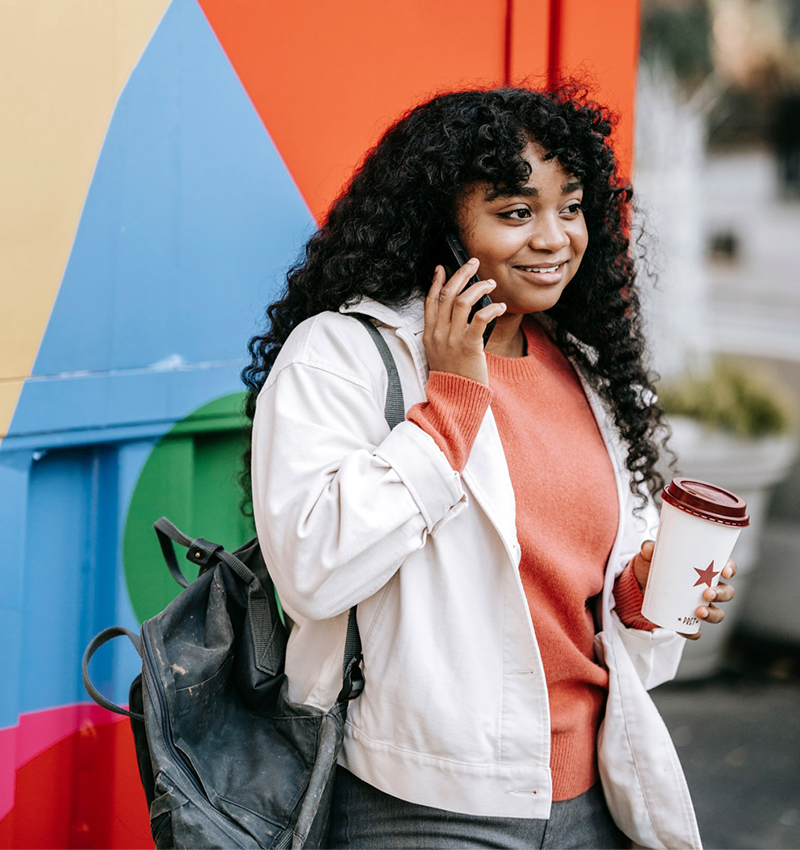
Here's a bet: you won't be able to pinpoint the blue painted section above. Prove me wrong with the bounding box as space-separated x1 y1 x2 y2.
0 0 315 726
0 455 31 728
20 447 118 711
4 363 242 451
15 0 314 431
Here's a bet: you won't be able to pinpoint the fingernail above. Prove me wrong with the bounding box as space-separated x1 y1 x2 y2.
468 257 479 265
698 607 708 619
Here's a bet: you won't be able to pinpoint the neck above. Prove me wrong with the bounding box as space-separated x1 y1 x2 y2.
485 313 525 358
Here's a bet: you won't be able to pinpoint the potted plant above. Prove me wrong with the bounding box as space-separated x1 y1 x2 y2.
657 358 798 678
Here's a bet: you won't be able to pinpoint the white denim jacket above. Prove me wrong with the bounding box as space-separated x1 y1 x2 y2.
251 297 701 850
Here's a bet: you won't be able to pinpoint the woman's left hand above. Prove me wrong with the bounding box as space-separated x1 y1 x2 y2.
633 540 737 640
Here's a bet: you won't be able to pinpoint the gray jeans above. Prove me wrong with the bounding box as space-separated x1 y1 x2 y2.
327 767 625 849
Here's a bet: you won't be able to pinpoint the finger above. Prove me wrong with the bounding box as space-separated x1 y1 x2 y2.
436 258 480 328
425 265 446 329
439 259 479 302
704 582 734 604
679 629 702 641
697 602 724 625
632 540 655 589
451 280 497 327
721 558 737 580
465 301 507 340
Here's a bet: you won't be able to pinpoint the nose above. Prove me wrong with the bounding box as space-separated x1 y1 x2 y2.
529 213 570 253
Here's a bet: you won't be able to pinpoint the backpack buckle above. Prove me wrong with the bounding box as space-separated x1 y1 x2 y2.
338 656 365 702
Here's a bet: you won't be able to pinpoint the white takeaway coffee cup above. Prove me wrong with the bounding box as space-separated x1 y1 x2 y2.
641 477 749 634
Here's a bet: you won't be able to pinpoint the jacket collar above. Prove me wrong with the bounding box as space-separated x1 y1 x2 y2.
340 296 425 335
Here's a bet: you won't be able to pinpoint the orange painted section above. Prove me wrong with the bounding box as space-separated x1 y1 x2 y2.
199 0 638 216
507 0 551 87
0 721 149 849
553 0 641 179
198 0 508 222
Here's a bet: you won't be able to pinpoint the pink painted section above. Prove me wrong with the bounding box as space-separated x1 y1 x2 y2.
0 703 128 820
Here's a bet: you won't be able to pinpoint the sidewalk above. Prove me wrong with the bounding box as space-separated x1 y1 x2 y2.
651 652 800 850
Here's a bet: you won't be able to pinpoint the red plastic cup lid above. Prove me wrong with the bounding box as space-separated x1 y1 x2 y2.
661 477 750 527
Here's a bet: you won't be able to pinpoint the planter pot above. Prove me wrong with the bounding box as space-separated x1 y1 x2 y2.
660 416 799 679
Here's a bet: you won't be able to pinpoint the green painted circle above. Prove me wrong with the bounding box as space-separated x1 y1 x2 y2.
123 392 255 623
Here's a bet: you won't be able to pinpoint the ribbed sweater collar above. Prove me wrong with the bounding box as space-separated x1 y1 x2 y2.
486 317 557 383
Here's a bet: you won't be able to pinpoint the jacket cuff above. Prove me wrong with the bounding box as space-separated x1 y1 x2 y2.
375 420 468 533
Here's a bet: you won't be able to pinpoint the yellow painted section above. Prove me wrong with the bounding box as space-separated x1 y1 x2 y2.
0 0 171 440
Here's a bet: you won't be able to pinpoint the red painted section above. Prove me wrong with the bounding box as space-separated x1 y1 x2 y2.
1 703 130 821
504 0 513 86
0 709 149 849
197 0 508 222
548 0 563 89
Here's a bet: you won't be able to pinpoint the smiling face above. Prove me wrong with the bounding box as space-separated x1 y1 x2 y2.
455 141 589 317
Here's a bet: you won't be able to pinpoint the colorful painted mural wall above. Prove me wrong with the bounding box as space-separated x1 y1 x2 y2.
0 1 639 846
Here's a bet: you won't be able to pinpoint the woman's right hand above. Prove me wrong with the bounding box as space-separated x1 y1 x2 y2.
423 260 507 386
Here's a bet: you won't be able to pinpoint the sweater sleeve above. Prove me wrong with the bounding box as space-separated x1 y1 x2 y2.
613 558 657 632
407 371 493 472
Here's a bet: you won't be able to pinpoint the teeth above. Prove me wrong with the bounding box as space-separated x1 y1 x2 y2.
522 265 560 273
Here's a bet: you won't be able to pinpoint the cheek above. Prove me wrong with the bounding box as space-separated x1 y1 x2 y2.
573 226 589 262
470 232 523 268
459 228 497 263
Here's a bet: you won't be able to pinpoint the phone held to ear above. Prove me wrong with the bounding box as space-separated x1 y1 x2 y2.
436 234 497 346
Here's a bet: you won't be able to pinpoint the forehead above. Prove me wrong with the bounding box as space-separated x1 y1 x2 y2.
507 141 580 192
459 143 582 209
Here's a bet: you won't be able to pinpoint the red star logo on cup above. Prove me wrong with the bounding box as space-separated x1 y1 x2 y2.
693 561 720 588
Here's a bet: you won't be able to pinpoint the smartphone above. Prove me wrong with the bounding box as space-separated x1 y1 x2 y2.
436 233 496 346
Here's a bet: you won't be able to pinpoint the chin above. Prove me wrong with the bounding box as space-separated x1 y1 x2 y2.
517 292 566 314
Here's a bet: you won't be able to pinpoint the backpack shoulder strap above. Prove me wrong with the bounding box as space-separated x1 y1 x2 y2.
350 313 405 430
334 313 406 703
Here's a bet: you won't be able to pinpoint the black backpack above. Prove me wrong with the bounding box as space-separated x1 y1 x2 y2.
82 315 404 849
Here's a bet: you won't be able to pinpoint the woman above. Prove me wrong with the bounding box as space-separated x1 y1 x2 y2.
244 86 735 849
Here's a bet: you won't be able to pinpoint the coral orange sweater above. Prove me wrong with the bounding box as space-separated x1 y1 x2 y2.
407 317 651 801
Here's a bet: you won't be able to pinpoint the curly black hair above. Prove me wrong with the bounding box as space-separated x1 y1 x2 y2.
243 84 668 505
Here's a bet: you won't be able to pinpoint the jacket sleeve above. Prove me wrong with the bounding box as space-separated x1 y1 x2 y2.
251 359 468 621
608 494 686 690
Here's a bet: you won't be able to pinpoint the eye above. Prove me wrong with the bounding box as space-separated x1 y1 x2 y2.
498 207 531 221
563 202 583 216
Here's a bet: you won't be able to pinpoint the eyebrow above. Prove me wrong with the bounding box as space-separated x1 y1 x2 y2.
489 180 583 200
